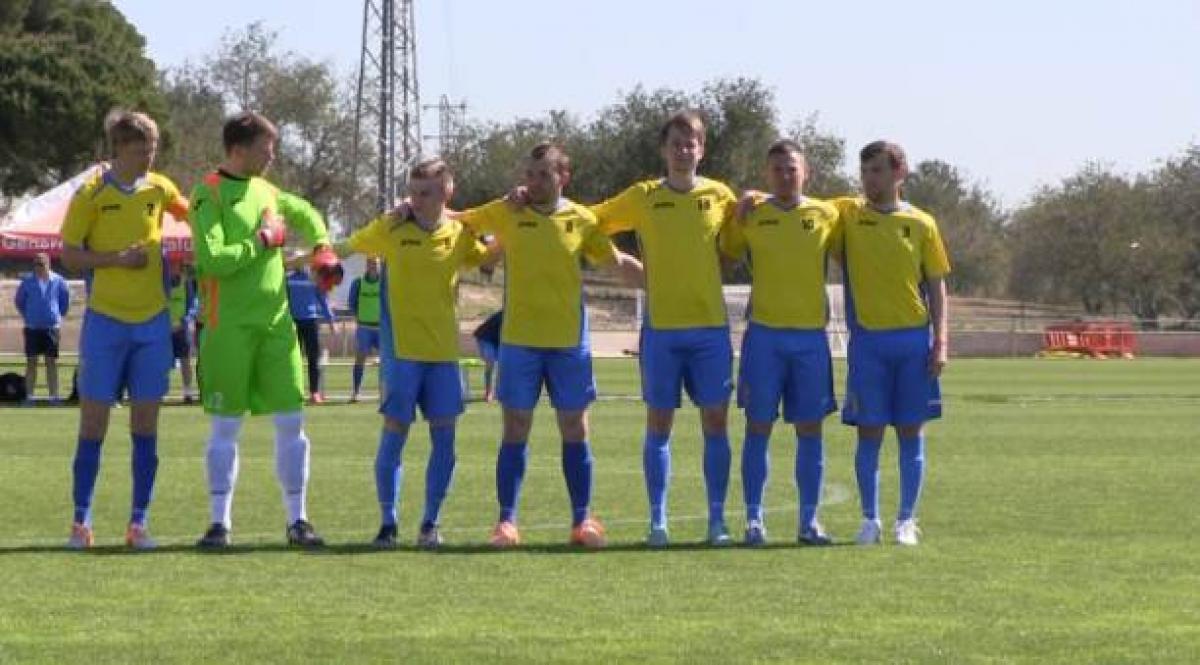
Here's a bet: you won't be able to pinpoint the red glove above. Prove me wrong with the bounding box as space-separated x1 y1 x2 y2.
257 211 287 249
311 245 344 292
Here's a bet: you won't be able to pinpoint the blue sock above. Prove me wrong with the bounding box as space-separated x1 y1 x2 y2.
740 428 770 523
703 432 731 526
496 442 528 523
352 363 365 394
374 428 408 526
642 431 671 528
855 436 883 520
422 424 456 529
897 434 926 521
130 434 158 526
561 441 593 527
795 435 824 529
71 438 103 525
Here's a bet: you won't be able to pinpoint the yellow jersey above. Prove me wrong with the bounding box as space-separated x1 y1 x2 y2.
61 170 188 323
720 197 841 329
592 177 735 329
833 198 950 330
348 214 488 361
460 198 616 348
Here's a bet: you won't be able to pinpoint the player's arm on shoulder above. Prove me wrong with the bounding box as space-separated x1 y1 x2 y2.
158 176 190 220
188 184 261 277
590 183 643 236
333 213 391 258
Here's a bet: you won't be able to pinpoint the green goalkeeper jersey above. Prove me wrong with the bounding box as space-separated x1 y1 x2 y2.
189 170 328 329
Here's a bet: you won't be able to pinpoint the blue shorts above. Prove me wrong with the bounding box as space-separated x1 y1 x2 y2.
737 323 836 424
380 357 463 423
355 325 381 355
842 327 942 427
477 339 499 364
79 309 172 404
497 343 595 411
639 326 733 410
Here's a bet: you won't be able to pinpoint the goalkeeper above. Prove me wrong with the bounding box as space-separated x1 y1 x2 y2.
188 111 342 549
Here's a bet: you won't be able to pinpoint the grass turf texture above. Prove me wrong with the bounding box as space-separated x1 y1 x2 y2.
0 358 1197 663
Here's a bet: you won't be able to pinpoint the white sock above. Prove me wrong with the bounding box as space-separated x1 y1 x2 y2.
273 411 310 524
205 416 243 528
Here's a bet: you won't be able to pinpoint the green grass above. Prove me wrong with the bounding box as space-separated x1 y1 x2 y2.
0 359 1198 663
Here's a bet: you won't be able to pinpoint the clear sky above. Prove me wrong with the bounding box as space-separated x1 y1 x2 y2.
114 0 1199 207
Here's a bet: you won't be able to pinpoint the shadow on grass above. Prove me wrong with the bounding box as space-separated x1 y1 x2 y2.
0 540 853 556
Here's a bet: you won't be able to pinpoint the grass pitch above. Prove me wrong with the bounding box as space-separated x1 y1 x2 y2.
0 358 1197 663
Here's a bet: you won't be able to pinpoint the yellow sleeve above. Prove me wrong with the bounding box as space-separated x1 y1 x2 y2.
60 187 96 248
457 228 490 269
922 220 951 278
716 182 737 232
459 199 506 234
591 184 646 236
580 223 618 267
827 207 845 258
718 216 747 260
347 215 390 255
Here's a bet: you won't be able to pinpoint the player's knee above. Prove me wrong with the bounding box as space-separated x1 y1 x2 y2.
427 417 454 432
897 424 924 439
858 424 886 440
556 410 588 442
129 401 160 436
273 411 305 438
793 421 822 437
384 417 411 435
747 420 774 437
77 399 110 440
646 408 674 436
503 409 534 442
700 404 729 435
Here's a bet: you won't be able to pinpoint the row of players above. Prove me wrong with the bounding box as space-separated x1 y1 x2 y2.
59 107 949 551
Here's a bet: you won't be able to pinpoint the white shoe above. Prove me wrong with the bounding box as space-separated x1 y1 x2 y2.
893 519 920 546
855 518 883 546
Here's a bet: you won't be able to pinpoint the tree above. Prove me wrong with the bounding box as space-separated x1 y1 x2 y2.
788 114 853 198
1148 145 1200 325
0 0 167 195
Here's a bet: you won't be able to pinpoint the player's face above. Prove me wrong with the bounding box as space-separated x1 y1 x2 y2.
661 128 704 176
365 257 380 277
114 138 157 177
860 153 906 203
524 158 566 205
408 175 452 218
766 151 806 199
242 133 277 176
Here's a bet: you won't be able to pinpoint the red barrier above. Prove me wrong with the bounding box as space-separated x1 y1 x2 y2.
1042 322 1136 358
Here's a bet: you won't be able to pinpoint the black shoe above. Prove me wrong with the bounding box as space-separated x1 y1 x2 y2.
373 524 398 549
196 522 230 549
286 519 325 548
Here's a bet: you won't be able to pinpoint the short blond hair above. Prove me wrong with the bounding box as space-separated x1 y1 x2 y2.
104 109 159 149
409 157 453 181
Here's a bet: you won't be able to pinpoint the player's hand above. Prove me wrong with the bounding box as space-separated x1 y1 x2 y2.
311 244 344 292
113 243 148 268
735 190 766 223
504 186 530 209
929 339 948 378
257 211 287 249
387 199 412 226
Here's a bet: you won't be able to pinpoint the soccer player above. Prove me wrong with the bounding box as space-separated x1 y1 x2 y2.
13 252 70 403
167 262 199 403
59 110 189 549
189 111 340 549
836 141 950 546
333 158 496 549
457 143 643 549
287 261 335 404
720 140 840 546
471 310 502 403
590 111 738 547
348 256 383 403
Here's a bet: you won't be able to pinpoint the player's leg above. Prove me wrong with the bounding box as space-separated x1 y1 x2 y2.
195 324 255 548
67 311 127 548
351 325 377 402
844 332 891 545
122 311 172 548
737 324 783 545
786 330 837 545
296 319 322 402
682 327 734 545
489 344 544 547
639 328 683 546
22 329 39 400
891 327 938 546
544 344 604 547
414 361 464 549
479 339 499 402
371 356 423 547
45 329 61 400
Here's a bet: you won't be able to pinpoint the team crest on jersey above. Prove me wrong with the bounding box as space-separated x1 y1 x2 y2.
901 225 911 238
802 219 815 231
145 203 156 216
697 198 712 211
441 238 452 249
565 221 574 233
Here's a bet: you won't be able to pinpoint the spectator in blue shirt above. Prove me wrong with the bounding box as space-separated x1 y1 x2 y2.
13 253 70 402
287 262 335 404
